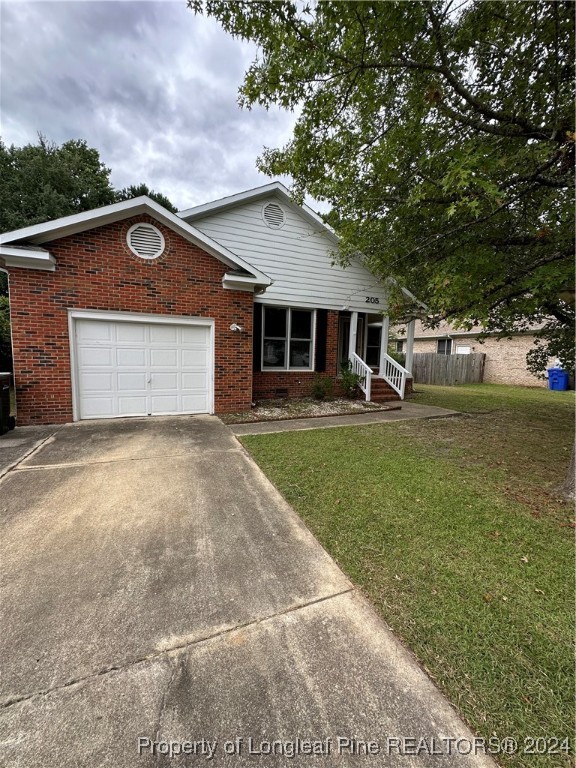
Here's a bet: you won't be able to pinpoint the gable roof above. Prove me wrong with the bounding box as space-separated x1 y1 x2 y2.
0 196 272 287
179 181 339 244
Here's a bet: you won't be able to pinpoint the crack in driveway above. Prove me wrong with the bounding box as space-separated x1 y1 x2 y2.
0 588 355 711
14 448 243 471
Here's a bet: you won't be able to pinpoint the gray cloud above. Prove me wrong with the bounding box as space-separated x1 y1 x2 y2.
0 1 301 210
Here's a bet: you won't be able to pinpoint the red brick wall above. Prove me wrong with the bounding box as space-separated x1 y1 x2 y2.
7 215 254 424
253 310 341 400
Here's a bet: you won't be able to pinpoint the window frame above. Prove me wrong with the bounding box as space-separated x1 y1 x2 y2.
261 306 316 372
437 338 453 355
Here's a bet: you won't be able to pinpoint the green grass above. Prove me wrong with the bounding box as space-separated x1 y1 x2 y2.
241 384 575 767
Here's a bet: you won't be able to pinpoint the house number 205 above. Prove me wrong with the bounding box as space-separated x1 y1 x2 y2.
365 296 380 304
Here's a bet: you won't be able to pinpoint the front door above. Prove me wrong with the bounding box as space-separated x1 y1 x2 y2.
366 325 382 367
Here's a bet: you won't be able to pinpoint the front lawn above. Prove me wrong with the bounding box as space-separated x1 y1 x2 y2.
240 384 574 767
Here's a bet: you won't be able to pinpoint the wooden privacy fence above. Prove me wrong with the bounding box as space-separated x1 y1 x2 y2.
411 352 486 385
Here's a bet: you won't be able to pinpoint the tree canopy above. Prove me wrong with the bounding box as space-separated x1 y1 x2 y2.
0 136 116 233
0 136 178 232
115 183 178 214
191 0 575 373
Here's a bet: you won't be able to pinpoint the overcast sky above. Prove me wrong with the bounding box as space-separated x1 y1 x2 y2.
0 0 304 211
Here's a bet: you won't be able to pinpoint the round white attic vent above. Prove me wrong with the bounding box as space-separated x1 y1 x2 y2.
262 202 285 229
127 223 165 259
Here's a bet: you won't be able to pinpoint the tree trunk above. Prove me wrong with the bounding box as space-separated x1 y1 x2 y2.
557 440 575 501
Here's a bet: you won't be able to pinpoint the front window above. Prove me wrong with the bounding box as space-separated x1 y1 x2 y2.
263 307 314 370
437 339 452 355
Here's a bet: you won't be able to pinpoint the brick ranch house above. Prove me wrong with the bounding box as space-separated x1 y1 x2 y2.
0 182 415 426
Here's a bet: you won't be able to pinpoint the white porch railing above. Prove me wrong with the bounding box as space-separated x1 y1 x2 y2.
380 352 409 399
349 352 372 401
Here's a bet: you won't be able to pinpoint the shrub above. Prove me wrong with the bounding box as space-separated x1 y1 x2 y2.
311 375 334 401
340 360 364 399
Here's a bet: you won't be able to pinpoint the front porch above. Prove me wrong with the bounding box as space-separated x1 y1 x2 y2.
252 306 415 405
339 310 415 402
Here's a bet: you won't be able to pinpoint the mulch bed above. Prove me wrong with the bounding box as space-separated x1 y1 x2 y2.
219 397 398 424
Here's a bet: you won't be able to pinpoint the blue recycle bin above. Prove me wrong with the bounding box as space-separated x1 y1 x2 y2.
547 368 569 391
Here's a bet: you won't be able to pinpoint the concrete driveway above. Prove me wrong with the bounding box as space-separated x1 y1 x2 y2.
0 417 494 767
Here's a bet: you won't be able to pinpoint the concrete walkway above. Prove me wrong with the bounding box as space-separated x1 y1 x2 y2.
232 400 461 435
0 416 491 768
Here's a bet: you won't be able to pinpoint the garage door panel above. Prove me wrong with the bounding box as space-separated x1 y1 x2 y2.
78 321 113 341
118 372 148 392
78 346 113 366
181 326 210 344
116 324 146 343
149 395 180 414
81 397 117 418
181 349 208 368
116 348 147 367
117 396 148 416
79 372 113 392
182 372 208 389
75 317 212 420
149 372 178 390
149 325 178 343
150 348 178 368
181 394 211 411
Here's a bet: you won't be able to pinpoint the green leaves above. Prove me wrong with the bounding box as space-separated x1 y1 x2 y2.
0 136 116 232
194 0 574 373
0 137 178 231
114 184 177 213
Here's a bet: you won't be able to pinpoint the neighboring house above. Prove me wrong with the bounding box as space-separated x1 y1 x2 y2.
393 319 546 387
0 182 412 425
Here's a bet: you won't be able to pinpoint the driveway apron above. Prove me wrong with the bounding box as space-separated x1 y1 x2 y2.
0 416 495 767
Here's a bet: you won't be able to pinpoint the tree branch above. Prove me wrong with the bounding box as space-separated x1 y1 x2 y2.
436 101 547 139
426 5 551 139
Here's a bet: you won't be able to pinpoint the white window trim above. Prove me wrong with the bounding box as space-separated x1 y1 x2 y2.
261 306 316 372
67 309 215 422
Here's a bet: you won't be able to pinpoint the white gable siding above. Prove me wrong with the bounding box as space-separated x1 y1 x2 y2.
188 197 388 313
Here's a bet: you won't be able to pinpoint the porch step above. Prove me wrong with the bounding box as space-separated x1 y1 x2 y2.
370 377 401 402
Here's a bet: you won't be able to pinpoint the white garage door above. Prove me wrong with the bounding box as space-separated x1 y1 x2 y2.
74 317 213 419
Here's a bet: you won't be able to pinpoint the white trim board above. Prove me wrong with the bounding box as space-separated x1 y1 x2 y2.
0 197 272 288
0 245 56 271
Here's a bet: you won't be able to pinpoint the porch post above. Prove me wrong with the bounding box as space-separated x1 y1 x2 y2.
405 318 415 374
379 316 390 372
348 311 358 360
